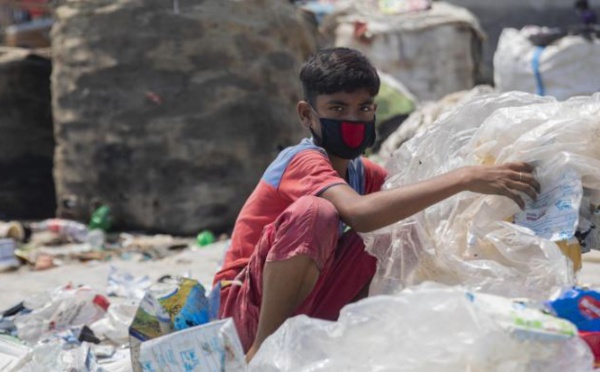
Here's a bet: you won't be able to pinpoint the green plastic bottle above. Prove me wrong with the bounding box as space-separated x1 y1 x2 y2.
196 230 215 247
89 205 112 231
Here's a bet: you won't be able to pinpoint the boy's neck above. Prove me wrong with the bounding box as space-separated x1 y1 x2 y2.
329 154 350 180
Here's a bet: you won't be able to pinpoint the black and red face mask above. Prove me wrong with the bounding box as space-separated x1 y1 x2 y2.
310 108 376 159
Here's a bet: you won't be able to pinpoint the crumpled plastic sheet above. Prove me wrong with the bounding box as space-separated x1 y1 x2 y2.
14 285 109 344
366 92 600 299
249 284 593 372
90 299 139 346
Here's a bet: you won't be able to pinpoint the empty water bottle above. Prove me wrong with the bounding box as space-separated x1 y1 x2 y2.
30 219 89 243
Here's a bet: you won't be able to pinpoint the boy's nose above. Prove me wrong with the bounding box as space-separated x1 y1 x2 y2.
345 111 362 122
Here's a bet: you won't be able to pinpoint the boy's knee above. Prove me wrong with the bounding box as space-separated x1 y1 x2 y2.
268 196 340 269
291 196 339 233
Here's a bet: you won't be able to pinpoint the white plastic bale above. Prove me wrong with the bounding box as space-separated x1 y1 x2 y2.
249 285 593 372
494 28 600 101
365 92 600 300
326 2 484 102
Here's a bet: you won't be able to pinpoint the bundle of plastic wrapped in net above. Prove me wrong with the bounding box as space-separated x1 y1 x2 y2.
364 91 600 299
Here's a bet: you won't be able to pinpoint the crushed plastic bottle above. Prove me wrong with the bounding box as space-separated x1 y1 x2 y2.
88 205 112 232
29 219 89 243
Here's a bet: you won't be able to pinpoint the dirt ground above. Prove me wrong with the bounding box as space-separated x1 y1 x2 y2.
2 242 600 310
0 240 228 309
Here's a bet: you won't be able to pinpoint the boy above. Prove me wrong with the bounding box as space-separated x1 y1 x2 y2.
214 47 539 361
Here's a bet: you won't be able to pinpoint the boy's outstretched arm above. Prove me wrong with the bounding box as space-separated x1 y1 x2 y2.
321 162 540 233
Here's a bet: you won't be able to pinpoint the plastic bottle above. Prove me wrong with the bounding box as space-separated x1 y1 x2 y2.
30 219 89 243
196 230 215 247
89 205 112 231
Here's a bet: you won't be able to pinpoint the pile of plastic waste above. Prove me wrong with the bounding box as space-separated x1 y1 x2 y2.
0 264 239 371
249 283 594 371
366 92 600 300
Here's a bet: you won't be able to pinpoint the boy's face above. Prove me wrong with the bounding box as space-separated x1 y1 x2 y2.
298 88 376 139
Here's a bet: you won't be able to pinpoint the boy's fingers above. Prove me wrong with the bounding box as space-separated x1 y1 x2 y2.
506 162 534 173
498 188 525 210
508 191 525 210
507 180 537 201
511 170 541 193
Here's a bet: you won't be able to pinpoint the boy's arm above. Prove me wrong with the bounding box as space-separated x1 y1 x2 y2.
321 162 540 233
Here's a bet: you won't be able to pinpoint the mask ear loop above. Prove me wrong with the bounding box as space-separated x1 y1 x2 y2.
366 114 377 148
308 104 324 146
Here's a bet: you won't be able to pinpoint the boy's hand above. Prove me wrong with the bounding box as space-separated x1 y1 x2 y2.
463 162 541 210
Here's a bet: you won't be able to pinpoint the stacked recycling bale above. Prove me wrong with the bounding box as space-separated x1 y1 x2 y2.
323 1 484 101
446 0 578 81
52 0 315 234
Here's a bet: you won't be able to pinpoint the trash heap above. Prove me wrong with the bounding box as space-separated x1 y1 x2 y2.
0 261 244 371
0 206 239 370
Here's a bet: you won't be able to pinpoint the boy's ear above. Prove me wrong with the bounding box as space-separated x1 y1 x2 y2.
297 100 312 129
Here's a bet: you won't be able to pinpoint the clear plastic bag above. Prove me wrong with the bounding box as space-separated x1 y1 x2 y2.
249 284 593 372
368 92 600 299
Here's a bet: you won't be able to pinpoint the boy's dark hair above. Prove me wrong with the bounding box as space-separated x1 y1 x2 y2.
299 47 380 105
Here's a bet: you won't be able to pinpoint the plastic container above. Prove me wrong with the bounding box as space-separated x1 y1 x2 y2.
29 219 89 243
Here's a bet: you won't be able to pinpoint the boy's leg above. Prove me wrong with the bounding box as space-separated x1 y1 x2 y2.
245 255 319 361
297 230 377 321
220 195 340 354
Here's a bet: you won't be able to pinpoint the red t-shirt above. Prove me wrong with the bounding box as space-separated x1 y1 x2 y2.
214 139 387 285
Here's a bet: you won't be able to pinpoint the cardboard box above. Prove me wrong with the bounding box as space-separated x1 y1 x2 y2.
138 318 245 372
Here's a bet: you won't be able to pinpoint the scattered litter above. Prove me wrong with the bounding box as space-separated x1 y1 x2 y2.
90 300 139 347
196 230 216 247
14 285 110 344
107 266 152 300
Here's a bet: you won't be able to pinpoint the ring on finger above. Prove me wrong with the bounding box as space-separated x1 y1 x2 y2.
519 172 522 181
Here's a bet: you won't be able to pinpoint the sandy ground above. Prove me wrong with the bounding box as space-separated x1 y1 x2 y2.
0 241 228 310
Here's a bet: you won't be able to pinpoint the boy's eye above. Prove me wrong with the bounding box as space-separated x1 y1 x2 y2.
360 106 373 112
329 106 344 112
